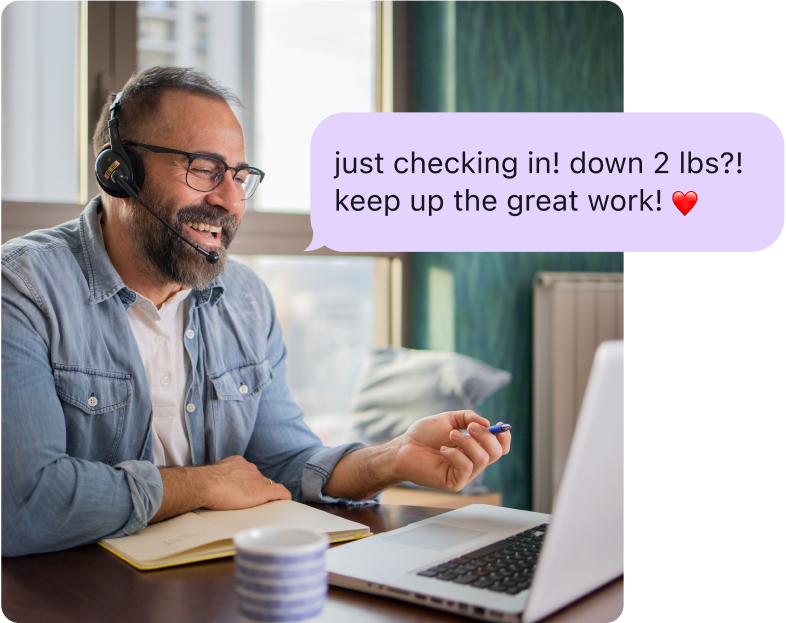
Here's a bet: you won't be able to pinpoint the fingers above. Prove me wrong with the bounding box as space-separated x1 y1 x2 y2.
235 477 290 506
449 410 490 430
248 472 291 503
439 445 474 491
465 422 507 465
261 476 292 500
495 423 512 456
260 482 292 502
448 428 490 482
440 421 509 489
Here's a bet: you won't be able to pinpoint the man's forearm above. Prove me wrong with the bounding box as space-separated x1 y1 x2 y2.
149 465 214 523
322 438 404 500
149 456 292 524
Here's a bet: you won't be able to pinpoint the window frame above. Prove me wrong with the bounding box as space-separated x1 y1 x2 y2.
1 0 412 346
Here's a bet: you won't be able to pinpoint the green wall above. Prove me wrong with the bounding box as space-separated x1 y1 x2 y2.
412 1 623 114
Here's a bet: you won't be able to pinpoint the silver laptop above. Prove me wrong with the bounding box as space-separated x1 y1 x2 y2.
327 340 623 622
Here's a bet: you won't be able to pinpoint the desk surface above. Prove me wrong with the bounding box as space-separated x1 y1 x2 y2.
2 504 622 623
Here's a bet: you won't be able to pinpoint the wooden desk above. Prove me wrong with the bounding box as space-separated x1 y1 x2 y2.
2 504 622 623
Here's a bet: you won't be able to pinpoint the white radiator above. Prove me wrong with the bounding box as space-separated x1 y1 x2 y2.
532 272 623 513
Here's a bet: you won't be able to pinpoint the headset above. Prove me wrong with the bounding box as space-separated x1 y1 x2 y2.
94 91 219 264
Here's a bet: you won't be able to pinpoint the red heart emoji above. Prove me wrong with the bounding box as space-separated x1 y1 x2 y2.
672 191 697 216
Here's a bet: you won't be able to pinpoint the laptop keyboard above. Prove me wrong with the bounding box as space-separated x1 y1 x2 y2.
416 523 548 596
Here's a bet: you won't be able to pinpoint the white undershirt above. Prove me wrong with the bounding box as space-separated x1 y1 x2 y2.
126 289 193 467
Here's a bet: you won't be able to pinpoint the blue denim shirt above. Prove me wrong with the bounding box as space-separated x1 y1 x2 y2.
1 197 368 557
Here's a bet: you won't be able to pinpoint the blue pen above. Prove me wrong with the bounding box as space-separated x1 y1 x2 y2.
459 423 512 436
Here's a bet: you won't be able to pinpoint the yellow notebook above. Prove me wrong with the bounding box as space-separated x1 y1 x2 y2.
99 500 372 570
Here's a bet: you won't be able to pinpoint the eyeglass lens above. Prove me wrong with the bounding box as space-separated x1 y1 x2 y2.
187 156 262 200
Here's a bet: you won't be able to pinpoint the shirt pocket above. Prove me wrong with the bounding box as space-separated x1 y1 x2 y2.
209 360 274 400
207 361 274 446
53 364 133 465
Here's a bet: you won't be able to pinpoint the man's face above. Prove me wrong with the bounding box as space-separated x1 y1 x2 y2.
126 90 248 290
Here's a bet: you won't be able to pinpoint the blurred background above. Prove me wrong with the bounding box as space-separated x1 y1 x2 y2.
1 1 623 512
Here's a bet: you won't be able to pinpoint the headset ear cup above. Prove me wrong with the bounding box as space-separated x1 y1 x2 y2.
125 147 145 193
94 147 145 198
95 149 132 198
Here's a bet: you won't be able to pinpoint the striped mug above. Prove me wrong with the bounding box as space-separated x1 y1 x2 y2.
234 527 329 623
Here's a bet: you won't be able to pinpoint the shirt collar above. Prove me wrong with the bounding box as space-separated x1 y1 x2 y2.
79 196 226 307
131 287 193 318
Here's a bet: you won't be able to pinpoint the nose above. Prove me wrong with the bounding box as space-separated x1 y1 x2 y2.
204 170 245 218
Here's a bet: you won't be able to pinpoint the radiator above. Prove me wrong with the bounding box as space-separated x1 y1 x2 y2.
532 272 623 513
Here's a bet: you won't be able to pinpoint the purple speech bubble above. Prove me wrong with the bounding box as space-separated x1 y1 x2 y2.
307 113 783 252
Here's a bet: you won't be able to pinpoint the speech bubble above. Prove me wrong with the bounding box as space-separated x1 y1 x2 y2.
307 113 783 251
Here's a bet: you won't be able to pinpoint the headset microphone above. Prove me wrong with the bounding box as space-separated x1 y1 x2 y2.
113 173 220 264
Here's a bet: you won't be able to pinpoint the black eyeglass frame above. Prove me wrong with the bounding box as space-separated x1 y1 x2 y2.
124 141 265 200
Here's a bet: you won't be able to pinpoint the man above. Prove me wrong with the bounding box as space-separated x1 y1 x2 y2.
1 67 510 557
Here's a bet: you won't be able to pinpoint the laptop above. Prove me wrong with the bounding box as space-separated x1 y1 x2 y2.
326 340 623 622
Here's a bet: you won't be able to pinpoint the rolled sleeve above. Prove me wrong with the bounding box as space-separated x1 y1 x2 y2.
302 443 381 505
110 460 164 536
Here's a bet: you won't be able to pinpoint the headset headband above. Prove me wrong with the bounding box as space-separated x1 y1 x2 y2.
107 91 124 155
95 89 145 197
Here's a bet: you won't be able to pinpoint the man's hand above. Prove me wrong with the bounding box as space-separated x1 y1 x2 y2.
322 410 511 500
150 455 290 523
394 411 511 491
202 455 291 510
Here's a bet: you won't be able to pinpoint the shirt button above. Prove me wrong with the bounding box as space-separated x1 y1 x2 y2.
161 376 170 386
239 384 249 395
88 396 98 407
186 403 196 412
185 329 195 339
155 335 166 345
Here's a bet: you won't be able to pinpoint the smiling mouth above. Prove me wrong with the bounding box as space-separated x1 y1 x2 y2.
185 220 222 245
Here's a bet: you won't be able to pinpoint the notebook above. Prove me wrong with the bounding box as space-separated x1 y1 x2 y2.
99 499 372 570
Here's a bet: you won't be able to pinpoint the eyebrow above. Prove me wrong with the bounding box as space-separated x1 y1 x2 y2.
198 151 251 169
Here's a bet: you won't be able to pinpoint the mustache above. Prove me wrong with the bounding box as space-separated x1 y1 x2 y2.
171 205 239 246
174 205 238 229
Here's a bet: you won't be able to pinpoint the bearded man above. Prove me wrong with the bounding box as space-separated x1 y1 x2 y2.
1 67 511 556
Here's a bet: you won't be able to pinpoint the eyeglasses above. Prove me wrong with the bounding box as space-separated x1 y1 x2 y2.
124 142 265 201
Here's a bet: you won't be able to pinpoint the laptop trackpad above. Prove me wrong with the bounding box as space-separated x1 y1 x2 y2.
383 523 488 551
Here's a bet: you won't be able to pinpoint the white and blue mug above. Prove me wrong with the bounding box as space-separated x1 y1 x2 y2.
233 527 329 623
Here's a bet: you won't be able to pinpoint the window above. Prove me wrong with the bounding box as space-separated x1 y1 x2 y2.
254 1 375 213
233 255 378 430
1 1 82 203
138 1 244 84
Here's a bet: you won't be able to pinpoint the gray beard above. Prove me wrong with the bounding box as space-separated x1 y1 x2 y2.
128 188 239 291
